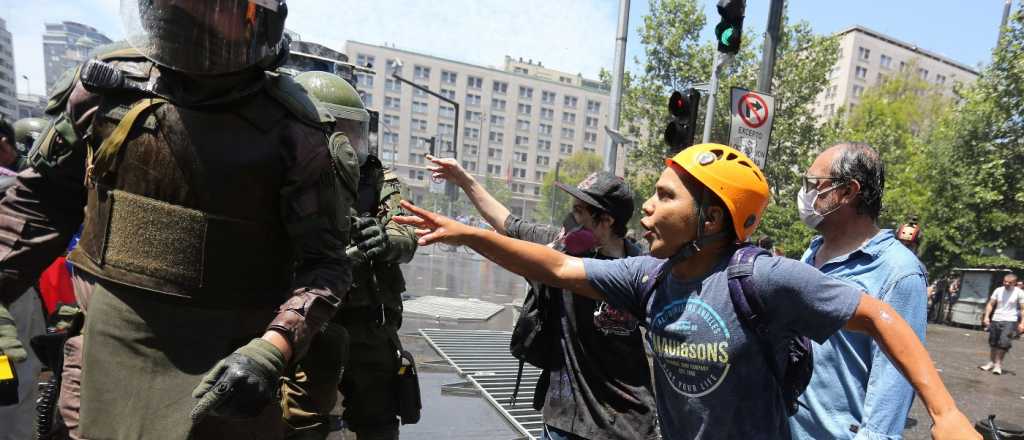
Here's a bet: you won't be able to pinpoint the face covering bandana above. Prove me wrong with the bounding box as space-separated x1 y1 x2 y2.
797 184 844 229
557 212 597 256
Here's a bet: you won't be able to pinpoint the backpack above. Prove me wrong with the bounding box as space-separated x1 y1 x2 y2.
508 281 562 407
642 244 813 416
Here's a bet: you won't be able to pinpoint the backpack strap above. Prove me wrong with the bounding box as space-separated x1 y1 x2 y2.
726 245 784 383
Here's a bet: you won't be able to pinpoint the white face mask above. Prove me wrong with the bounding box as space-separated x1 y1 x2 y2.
797 184 844 229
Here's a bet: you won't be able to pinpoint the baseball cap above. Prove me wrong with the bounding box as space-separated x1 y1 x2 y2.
555 171 635 229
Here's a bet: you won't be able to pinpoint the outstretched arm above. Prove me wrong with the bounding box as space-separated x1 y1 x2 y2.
394 200 603 300
426 155 511 234
845 294 978 440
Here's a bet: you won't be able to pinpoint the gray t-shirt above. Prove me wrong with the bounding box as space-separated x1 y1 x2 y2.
584 254 862 440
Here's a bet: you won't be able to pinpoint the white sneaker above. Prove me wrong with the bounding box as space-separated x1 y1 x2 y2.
993 366 1003 375
979 363 994 371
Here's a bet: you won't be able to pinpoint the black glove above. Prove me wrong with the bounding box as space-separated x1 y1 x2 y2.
352 216 390 260
190 338 285 422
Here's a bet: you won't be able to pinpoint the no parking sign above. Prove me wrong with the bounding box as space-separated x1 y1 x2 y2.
728 88 775 169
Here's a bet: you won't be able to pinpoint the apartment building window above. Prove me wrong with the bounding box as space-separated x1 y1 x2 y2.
515 136 531 148
825 104 835 117
408 170 425 181
414 65 431 80
583 145 596 153
359 92 373 108
516 119 531 131
535 172 547 182
584 132 597 144
385 78 401 92
852 85 864 98
559 76 573 84
384 96 401 110
513 67 528 74
917 68 929 80
585 116 599 128
487 148 503 159
440 88 456 100
386 59 402 75
407 153 425 165
382 132 399 145
412 118 427 132
413 88 428 98
542 91 556 104
491 98 507 112
519 86 534 100
880 54 892 69
536 156 550 167
877 73 887 84
854 66 868 80
488 131 504 144
409 136 426 150
537 139 551 152
564 95 578 108
467 76 483 89
487 164 502 175
439 105 456 119
356 73 374 88
562 112 576 124
857 47 870 61
540 108 554 120
586 100 601 114
935 74 947 85
464 144 479 157
356 54 375 67
465 111 483 123
899 61 908 72
512 168 527 179
441 70 457 84
463 161 477 172
539 124 553 136
518 103 532 116
466 94 481 107
514 151 529 162
464 127 480 140
561 128 575 139
493 81 508 95
490 115 506 126
382 114 400 127
534 186 542 196
412 101 429 114
439 123 455 136
560 143 573 155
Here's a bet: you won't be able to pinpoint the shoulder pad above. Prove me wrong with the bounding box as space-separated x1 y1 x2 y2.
91 41 145 62
382 168 400 183
45 42 147 115
264 72 323 128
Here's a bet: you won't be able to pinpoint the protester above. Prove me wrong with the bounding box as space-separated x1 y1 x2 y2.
395 144 978 440
788 143 929 439
427 155 657 440
980 273 1024 375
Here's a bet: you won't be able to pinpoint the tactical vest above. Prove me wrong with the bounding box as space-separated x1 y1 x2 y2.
67 53 330 307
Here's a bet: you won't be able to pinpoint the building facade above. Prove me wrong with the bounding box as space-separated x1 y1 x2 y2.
17 94 46 119
345 41 616 221
43 21 112 93
813 26 980 120
0 18 17 122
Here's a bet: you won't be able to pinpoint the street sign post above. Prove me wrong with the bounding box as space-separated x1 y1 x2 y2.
728 87 775 168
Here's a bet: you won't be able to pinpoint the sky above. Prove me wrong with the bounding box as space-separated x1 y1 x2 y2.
0 0 1010 97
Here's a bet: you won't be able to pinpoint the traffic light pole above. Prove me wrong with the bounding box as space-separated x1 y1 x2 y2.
702 52 722 144
604 0 630 176
757 0 784 93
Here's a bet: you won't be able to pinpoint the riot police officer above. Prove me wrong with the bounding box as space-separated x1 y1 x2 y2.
283 71 418 440
0 1 355 438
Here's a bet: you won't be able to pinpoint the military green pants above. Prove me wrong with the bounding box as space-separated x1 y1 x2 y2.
79 279 284 439
282 318 401 440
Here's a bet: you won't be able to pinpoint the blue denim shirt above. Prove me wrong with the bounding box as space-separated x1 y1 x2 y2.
789 230 928 440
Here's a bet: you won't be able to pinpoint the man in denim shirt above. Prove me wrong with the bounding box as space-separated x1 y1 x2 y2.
790 143 928 439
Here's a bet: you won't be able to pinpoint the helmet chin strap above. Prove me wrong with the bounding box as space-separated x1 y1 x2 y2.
656 187 730 283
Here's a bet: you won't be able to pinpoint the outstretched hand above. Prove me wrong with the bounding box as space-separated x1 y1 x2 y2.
393 200 475 246
426 154 472 187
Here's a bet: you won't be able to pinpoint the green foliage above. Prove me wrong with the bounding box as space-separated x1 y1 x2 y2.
532 151 604 225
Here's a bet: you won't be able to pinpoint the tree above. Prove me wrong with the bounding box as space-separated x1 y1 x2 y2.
532 151 604 225
621 0 838 255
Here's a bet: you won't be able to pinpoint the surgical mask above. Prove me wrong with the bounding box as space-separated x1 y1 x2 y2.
797 184 843 229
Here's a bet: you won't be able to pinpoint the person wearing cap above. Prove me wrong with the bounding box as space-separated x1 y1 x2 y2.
402 144 978 440
789 143 929 439
427 155 657 440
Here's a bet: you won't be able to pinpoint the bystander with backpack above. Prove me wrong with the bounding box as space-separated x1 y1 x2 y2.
789 143 929 439
395 143 979 440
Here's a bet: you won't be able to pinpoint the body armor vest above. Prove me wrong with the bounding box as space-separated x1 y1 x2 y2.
68 58 319 307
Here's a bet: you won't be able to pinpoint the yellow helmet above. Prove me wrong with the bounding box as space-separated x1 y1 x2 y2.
665 144 769 241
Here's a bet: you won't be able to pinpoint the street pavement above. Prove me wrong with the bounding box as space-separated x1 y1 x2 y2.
333 246 1024 439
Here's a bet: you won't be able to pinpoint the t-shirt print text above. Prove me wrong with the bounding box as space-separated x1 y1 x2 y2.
649 297 732 397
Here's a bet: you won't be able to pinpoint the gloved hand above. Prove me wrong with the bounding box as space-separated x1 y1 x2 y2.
352 216 390 260
0 304 27 362
190 338 285 423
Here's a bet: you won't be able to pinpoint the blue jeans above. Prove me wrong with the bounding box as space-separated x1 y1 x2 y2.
542 425 588 440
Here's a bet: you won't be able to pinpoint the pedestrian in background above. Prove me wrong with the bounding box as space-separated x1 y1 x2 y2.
980 273 1024 375
789 143 929 439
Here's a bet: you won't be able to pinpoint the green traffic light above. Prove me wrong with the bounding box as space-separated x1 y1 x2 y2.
720 27 735 45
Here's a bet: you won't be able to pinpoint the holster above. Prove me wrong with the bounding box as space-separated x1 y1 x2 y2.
396 348 421 425
29 304 84 439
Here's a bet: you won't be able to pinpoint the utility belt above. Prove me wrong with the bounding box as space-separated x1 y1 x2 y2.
332 305 402 327
69 185 291 308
